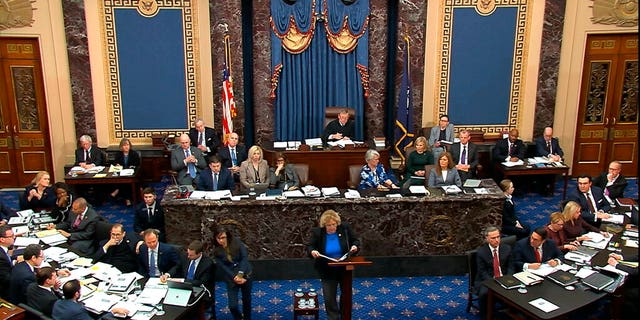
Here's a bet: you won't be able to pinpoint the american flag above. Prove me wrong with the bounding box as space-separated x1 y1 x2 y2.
222 63 236 144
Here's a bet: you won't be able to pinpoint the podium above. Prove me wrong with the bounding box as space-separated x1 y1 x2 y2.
327 256 372 320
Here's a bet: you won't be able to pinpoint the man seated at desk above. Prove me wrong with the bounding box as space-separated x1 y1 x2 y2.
179 240 216 319
512 226 562 272
475 226 512 320
450 129 478 182
52 279 130 320
94 223 138 273
48 197 100 255
534 127 564 195
189 118 221 157
218 132 247 181
197 156 235 191
568 175 611 228
74 135 104 168
322 109 354 145
593 160 628 202
171 133 207 186
137 228 179 279
26 266 61 317
492 128 525 164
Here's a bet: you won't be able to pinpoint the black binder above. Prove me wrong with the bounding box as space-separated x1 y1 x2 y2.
546 270 578 286
581 272 614 291
494 275 523 289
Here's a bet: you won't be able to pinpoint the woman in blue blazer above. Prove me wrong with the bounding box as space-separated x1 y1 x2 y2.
428 152 462 187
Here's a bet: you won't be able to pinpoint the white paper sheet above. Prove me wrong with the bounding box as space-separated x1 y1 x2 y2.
528 298 559 313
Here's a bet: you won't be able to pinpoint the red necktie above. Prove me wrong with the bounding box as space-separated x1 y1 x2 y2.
585 192 596 213
509 143 515 156
534 247 541 263
493 249 501 278
73 214 82 228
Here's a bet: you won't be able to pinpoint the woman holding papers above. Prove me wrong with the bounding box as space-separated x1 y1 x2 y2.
239 145 269 191
213 226 253 320
268 153 300 191
308 210 360 320
109 138 141 206
561 201 602 241
500 179 530 240
546 211 577 252
427 152 462 188
19 171 56 211
358 149 399 190
401 136 434 187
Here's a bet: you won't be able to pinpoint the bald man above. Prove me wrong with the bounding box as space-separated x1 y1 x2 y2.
171 134 206 185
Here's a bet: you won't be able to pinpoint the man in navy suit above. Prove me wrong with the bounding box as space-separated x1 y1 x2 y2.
134 187 166 242
450 130 479 182
593 160 628 201
26 266 61 316
492 128 526 164
534 127 564 161
9 244 45 304
218 132 248 181
474 226 512 319
180 240 216 319
189 119 221 157
137 229 179 279
171 133 207 186
568 175 611 228
512 227 562 272
94 223 138 273
74 134 105 168
0 225 16 300
0 201 17 224
197 156 235 191
52 280 93 320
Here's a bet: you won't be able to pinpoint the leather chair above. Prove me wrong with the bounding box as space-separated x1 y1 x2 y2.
347 164 362 189
292 163 311 186
94 219 114 244
18 303 53 320
324 106 355 128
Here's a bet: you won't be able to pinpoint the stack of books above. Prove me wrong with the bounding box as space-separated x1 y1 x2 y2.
373 137 385 149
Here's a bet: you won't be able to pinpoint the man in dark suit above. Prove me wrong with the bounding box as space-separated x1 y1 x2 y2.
171 133 206 186
137 229 179 278
512 227 562 272
51 197 100 255
534 127 564 196
218 132 248 181
53 280 94 320
180 240 216 319
450 129 479 182
94 223 138 273
74 134 105 168
0 201 17 224
134 187 166 242
475 226 512 319
593 160 628 201
568 175 611 228
492 128 526 164
322 109 355 145
26 266 61 316
197 156 235 191
9 244 45 304
0 225 16 300
189 119 221 157
534 127 564 161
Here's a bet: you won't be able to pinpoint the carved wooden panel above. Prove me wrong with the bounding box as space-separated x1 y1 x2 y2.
576 142 603 164
11 66 41 132
0 152 9 172
20 151 46 173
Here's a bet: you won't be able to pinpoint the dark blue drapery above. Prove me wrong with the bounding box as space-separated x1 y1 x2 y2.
271 0 369 141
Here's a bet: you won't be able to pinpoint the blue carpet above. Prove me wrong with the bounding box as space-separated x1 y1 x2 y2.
2 178 636 319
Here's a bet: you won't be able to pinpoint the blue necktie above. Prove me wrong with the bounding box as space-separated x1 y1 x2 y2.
149 250 157 277
213 173 218 191
185 149 196 178
186 260 196 281
231 148 237 166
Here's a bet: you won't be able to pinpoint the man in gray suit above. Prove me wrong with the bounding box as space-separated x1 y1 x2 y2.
428 114 454 160
49 197 100 255
171 133 206 185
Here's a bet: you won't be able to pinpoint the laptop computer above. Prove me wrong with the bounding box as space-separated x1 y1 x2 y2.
163 281 193 307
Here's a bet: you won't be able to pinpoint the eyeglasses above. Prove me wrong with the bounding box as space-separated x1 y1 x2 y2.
0 234 15 238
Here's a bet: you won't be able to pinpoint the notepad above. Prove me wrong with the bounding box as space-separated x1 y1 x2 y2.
462 179 481 188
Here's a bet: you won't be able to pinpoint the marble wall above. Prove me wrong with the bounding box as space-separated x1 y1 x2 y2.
533 1 566 137
62 0 96 143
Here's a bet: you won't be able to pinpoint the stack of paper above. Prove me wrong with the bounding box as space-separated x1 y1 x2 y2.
408 185 428 194
502 160 524 167
344 189 361 198
302 185 321 197
321 187 340 197
283 189 305 198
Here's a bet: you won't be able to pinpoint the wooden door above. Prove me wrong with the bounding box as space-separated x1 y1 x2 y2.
0 38 53 187
573 33 638 177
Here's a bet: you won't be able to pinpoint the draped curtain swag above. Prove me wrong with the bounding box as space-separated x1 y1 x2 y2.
270 0 370 141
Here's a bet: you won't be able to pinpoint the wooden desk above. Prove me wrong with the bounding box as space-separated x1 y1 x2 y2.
263 148 389 188
496 162 570 198
64 168 141 204
0 299 24 320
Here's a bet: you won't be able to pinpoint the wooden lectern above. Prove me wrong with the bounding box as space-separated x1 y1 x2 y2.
328 256 372 320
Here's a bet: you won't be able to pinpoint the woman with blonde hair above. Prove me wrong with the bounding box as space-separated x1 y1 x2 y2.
308 210 360 320
401 136 434 187
20 171 56 211
239 145 269 190
546 211 578 252
561 200 601 242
